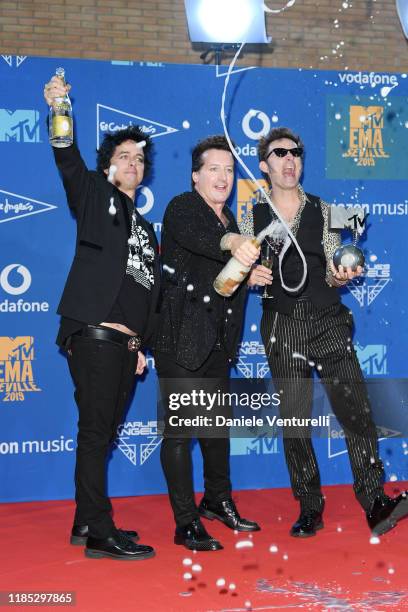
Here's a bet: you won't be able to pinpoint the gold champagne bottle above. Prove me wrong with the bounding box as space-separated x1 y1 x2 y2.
213 238 260 297
49 67 73 148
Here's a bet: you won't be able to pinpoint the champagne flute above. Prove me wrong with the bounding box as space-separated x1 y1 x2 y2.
261 241 273 299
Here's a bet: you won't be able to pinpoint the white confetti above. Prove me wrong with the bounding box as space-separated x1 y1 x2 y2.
335 113 341 120
182 120 190 129
389 474 398 482
192 564 202 572
216 578 226 587
250 324 257 332
283 553 289 560
203 295 210 303
388 567 395 574
269 544 278 553
108 197 116 216
370 536 380 545
163 264 175 274
187 284 194 291
293 351 307 361
235 540 254 549
137 140 146 148
183 572 192 580
107 164 117 184
182 558 192 566
271 114 279 123
228 583 236 591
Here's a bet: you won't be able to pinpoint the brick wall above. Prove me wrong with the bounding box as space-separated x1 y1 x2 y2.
0 0 407 72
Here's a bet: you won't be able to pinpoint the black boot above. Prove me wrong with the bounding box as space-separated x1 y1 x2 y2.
174 518 223 551
199 498 260 531
71 524 139 546
366 492 408 536
290 510 323 537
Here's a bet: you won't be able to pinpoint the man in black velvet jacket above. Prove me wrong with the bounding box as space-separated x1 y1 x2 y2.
154 135 261 551
240 126 408 539
44 76 159 560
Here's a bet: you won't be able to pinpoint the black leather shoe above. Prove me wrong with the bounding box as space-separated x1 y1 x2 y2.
290 510 323 537
174 519 223 551
70 525 139 546
367 492 408 536
199 498 260 532
85 530 154 560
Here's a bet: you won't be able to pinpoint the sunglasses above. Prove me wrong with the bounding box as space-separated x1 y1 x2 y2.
266 147 304 160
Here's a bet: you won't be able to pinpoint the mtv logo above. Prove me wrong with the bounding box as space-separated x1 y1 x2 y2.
0 189 57 224
96 104 178 148
231 435 278 456
356 343 387 376
0 109 40 143
236 178 268 223
0 336 34 361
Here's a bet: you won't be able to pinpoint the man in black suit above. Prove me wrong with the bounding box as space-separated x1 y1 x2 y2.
44 76 160 560
154 135 261 551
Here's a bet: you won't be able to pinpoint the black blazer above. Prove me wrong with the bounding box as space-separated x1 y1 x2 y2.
53 144 160 347
154 190 247 370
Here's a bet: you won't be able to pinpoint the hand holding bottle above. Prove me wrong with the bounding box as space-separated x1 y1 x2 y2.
45 68 73 148
44 75 71 106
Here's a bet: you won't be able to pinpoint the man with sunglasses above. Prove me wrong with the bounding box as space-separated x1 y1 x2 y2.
238 126 408 538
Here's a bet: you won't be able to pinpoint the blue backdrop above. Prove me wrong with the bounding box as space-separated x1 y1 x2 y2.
1 55 407 502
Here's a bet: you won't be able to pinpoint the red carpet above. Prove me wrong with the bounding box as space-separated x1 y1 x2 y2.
1 484 408 611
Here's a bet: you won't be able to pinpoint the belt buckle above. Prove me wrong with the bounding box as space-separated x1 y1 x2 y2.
128 335 141 352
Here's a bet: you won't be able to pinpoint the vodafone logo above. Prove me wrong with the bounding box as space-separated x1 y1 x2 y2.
242 109 272 140
0 264 31 295
136 186 154 216
0 264 49 313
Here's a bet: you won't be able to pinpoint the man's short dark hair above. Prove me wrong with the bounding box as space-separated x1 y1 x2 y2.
96 125 153 176
258 127 304 163
191 135 235 183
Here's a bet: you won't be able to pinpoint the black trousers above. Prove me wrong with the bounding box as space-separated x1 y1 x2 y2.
261 301 384 513
155 349 231 527
67 334 138 538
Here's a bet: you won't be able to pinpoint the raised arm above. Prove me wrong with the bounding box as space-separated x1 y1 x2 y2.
44 76 92 214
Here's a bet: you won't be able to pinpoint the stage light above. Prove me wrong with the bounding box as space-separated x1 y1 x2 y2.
184 0 269 44
396 0 408 38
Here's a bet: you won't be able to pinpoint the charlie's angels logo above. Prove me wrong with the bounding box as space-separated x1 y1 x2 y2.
96 104 178 148
115 420 161 466
0 336 41 402
343 105 389 167
347 262 390 307
236 341 269 379
1 55 27 68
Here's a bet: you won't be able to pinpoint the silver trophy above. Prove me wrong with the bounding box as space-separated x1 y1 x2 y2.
329 206 367 271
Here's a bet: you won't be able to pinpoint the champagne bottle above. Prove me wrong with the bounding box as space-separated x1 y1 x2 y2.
213 238 260 297
49 67 73 148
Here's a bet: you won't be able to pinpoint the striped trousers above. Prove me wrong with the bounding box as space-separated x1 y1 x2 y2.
261 300 384 513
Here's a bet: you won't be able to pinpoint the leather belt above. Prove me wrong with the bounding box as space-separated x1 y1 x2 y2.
73 325 141 352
